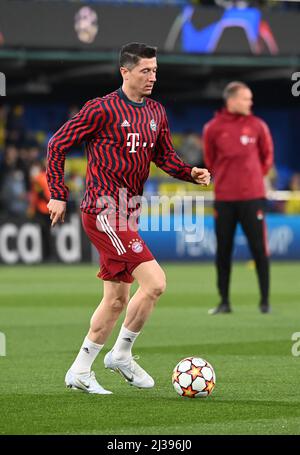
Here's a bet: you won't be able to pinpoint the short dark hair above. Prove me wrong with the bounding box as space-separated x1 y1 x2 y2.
119 42 157 69
223 81 250 102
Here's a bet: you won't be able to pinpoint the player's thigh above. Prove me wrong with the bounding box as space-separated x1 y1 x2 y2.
103 280 131 306
132 260 166 294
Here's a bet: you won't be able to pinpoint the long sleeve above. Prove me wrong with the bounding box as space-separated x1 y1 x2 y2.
258 119 274 175
46 98 103 201
203 122 216 173
152 107 195 183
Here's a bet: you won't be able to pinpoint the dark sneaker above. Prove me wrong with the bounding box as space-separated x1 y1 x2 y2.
260 302 271 313
208 303 232 315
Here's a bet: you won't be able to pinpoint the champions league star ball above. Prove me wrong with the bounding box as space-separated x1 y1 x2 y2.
172 357 216 398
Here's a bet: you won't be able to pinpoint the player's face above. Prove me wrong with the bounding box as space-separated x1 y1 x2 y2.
124 57 157 98
229 88 253 115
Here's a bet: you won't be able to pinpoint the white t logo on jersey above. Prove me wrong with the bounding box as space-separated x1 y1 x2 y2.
127 133 140 153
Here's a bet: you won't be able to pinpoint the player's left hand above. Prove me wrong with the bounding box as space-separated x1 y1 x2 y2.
191 167 211 186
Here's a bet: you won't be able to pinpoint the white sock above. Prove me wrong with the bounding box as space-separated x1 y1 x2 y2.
70 337 103 374
112 325 140 361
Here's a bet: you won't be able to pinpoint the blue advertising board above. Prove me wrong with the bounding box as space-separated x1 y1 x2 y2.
0 214 299 263
140 215 300 261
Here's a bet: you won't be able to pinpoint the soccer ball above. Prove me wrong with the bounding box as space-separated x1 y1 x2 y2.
172 357 216 398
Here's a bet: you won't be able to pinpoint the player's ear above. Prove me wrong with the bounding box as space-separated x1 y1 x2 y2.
120 66 129 81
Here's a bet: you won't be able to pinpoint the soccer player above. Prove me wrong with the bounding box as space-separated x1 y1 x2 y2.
47 42 211 394
203 81 274 315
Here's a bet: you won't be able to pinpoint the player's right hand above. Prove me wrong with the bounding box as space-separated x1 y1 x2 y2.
47 199 67 227
191 167 211 186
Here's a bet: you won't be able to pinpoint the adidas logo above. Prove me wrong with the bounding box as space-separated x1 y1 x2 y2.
121 120 130 127
122 337 132 343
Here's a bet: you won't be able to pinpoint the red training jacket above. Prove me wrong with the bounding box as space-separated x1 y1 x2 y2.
203 109 274 201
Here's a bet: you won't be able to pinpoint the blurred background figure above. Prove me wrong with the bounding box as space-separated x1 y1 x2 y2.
0 105 7 153
285 172 300 214
177 131 204 168
28 160 52 260
203 81 274 314
6 105 26 147
0 144 29 218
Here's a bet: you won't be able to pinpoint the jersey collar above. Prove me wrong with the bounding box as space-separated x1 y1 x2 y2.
117 87 146 107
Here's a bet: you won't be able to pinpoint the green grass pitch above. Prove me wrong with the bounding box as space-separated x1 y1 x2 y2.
0 262 300 435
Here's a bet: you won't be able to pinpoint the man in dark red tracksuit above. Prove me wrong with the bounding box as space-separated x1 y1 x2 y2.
203 81 274 314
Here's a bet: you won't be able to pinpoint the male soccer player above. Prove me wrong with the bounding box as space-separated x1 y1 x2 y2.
203 81 274 315
47 42 210 394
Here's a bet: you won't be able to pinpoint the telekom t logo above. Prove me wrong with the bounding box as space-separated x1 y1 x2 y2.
127 133 140 153
126 133 154 153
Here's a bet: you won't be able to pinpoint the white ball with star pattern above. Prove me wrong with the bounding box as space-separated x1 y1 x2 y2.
172 357 216 398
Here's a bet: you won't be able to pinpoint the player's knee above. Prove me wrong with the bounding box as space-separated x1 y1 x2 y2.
146 275 166 299
155 279 167 297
